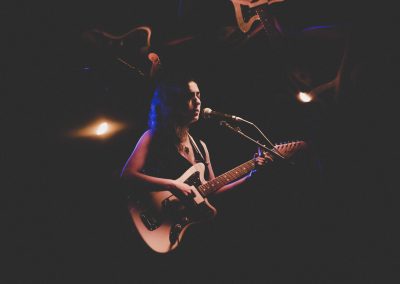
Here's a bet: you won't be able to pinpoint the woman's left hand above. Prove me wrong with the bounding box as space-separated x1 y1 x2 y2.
254 149 274 167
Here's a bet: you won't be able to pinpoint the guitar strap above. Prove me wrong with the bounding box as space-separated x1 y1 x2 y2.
188 134 208 166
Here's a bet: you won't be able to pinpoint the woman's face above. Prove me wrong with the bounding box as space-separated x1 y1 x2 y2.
183 80 201 124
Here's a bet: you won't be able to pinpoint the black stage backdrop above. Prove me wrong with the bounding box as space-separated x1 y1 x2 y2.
5 1 400 283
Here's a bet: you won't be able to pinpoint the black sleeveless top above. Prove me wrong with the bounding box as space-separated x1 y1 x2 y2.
142 135 210 181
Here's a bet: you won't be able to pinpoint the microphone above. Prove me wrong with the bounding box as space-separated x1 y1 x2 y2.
201 108 245 122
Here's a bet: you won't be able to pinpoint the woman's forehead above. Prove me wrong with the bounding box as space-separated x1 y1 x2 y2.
187 81 199 93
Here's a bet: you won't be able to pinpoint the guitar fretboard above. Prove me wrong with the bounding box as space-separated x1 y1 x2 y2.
198 159 256 197
197 141 306 197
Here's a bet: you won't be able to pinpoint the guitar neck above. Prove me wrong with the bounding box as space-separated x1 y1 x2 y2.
255 6 279 37
197 141 306 197
198 159 256 197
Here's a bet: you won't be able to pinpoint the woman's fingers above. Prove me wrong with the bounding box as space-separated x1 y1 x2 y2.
255 156 266 165
254 153 274 166
179 183 196 199
184 188 195 197
265 153 274 162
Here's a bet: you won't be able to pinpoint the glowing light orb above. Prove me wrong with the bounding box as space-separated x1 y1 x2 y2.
96 122 109 136
297 92 313 103
68 118 126 140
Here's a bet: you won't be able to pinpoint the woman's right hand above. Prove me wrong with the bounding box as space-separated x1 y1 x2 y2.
169 180 195 200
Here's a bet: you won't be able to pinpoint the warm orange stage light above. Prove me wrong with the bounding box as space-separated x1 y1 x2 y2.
68 118 126 140
297 92 314 103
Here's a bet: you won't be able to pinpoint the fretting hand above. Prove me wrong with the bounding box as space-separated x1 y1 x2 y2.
249 148 274 178
255 147 274 167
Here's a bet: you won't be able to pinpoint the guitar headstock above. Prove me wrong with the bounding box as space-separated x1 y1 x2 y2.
270 140 307 159
231 0 284 9
231 0 285 33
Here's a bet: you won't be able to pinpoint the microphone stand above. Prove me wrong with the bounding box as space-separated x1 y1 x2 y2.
219 120 286 160
236 118 275 149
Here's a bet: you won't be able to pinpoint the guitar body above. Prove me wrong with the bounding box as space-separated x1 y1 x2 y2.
127 141 306 253
127 163 217 253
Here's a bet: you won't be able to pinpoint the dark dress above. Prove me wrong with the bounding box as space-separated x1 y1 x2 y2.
142 134 209 181
133 135 218 282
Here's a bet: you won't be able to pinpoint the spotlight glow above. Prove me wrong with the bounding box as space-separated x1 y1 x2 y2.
297 92 313 103
68 118 126 140
96 122 109 136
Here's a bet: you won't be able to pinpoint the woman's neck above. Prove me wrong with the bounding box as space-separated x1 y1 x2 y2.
177 126 189 143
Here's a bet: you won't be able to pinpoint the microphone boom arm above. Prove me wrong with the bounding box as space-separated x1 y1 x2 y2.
239 119 275 149
219 121 286 160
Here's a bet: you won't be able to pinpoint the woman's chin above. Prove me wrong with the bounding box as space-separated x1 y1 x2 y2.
190 115 200 123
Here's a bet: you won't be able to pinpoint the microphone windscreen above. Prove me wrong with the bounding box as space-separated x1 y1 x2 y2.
201 108 212 118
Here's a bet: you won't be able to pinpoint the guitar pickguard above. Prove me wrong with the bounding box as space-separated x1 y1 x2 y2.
183 170 203 188
161 170 213 223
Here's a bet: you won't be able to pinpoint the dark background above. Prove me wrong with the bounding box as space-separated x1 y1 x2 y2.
5 1 400 283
